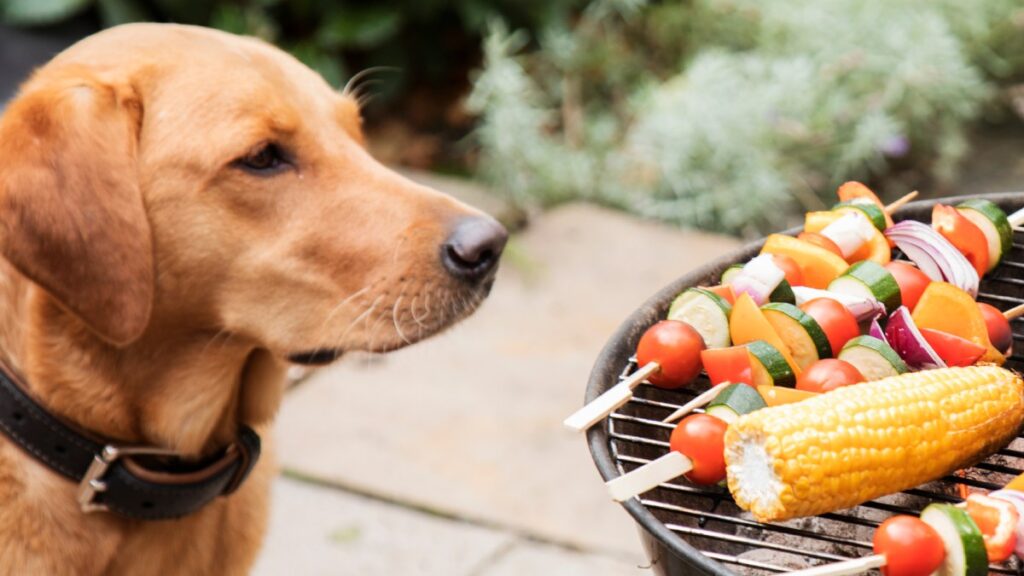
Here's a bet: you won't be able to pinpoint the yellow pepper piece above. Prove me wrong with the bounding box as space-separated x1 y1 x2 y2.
757 385 818 407
760 234 848 289
730 294 802 376
912 282 1005 365
804 210 890 265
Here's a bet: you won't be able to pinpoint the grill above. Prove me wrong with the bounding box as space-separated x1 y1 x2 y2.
585 192 1024 576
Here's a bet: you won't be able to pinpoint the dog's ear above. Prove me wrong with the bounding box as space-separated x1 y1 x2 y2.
0 72 153 346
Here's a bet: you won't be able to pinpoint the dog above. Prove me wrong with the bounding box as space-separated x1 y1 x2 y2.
0 23 506 575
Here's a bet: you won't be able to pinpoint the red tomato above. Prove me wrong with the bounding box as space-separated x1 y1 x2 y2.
636 320 705 389
978 302 1013 354
700 346 753 386
884 261 931 311
919 328 986 367
669 413 728 485
796 359 865 393
771 254 804 287
932 204 989 277
873 515 945 576
797 231 844 258
799 298 860 355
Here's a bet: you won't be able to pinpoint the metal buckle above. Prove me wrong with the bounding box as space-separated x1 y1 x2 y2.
77 444 177 514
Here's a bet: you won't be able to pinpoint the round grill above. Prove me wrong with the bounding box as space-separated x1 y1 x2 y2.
585 192 1024 576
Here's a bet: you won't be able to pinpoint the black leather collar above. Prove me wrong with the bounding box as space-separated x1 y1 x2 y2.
0 363 260 520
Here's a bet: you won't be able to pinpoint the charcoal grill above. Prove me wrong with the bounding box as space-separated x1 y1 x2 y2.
585 192 1024 575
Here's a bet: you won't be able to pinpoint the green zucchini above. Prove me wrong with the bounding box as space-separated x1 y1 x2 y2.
828 261 901 314
746 340 796 388
834 201 886 232
837 335 908 380
667 288 732 348
761 303 831 370
705 383 766 424
769 279 796 305
957 199 1011 272
720 264 743 285
920 504 988 576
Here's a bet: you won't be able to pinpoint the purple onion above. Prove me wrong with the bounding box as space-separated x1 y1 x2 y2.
886 220 979 298
884 306 945 370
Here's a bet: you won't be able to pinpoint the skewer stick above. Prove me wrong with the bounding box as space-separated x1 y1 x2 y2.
662 382 731 423
1004 302 1024 321
1009 205 1024 230
883 191 918 215
606 451 693 502
783 555 887 576
563 362 660 432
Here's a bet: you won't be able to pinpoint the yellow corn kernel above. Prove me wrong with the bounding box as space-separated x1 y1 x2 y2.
725 366 1024 522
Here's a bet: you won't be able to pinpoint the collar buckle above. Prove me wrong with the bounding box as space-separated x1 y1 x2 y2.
77 444 177 514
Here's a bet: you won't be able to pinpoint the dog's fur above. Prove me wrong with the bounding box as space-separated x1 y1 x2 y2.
0 23 497 575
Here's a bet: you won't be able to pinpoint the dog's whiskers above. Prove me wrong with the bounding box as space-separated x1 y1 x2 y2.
341 66 398 98
391 290 412 345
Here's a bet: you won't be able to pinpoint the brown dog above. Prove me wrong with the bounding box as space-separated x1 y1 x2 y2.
0 23 505 575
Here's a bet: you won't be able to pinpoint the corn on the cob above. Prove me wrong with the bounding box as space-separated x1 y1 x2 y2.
725 365 1024 522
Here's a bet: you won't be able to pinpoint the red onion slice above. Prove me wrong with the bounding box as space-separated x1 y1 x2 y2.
886 220 979 298
884 306 945 370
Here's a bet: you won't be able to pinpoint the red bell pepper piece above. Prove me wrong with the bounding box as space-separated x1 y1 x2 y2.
932 204 990 277
960 493 1019 563
700 346 753 387
919 328 986 367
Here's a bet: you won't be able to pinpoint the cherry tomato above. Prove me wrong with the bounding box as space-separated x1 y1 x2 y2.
919 328 986 367
884 261 931 311
838 181 894 229
932 204 989 277
636 320 705 389
700 346 752 387
669 413 728 485
978 302 1013 354
873 515 945 576
799 298 860 355
771 254 804 287
796 359 865 393
797 231 844 258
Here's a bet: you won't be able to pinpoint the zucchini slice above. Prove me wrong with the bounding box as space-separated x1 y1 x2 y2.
837 335 908 380
746 340 797 388
705 383 766 424
770 280 796 305
834 201 887 232
667 288 732 349
720 264 743 284
761 303 831 370
957 199 1011 272
828 261 901 313
920 503 988 576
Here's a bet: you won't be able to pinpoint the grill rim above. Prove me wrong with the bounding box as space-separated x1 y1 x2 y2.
584 191 1024 576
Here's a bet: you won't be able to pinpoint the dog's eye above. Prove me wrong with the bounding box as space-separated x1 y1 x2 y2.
235 144 289 175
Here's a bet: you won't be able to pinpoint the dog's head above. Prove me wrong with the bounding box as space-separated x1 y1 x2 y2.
0 24 505 364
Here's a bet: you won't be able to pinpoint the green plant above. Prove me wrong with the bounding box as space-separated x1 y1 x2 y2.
468 0 1024 236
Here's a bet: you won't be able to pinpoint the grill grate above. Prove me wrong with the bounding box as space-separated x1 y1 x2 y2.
604 226 1024 575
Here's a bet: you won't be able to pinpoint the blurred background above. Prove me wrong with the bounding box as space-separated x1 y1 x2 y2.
3 1 1024 574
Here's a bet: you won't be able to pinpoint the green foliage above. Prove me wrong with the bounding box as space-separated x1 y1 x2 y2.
469 0 1024 235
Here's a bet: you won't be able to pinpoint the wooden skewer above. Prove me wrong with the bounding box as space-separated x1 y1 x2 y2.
783 555 887 576
606 451 693 502
662 382 731 423
883 190 918 215
1004 302 1024 321
563 362 660 432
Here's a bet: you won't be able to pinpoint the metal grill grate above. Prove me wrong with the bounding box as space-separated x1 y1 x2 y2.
603 224 1024 574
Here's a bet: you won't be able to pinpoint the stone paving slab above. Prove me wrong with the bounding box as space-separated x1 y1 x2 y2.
252 476 514 576
275 201 741 558
478 540 645 576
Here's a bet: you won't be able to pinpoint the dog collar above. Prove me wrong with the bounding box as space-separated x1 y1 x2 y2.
0 363 260 520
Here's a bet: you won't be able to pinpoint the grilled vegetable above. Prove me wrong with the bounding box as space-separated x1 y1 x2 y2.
724 366 1024 522
795 358 864 393
959 493 1018 563
933 205 989 278
805 210 891 265
771 254 804 287
837 335 908 380
745 340 796 388
919 329 985 368
799 297 862 354
837 181 894 229
912 282 1004 365
722 263 795 304
756 385 818 406
957 199 1011 272
730 294 801 375
978 302 1013 354
873 516 946 576
762 303 831 370
705 383 766 424
988 489 1024 559
701 346 752 386
725 255 787 306
884 261 931 311
820 211 877 260
829 261 902 314
920 504 988 576
885 306 945 370
669 413 728 485
635 320 705 388
667 288 732 349
835 200 887 231
760 234 849 289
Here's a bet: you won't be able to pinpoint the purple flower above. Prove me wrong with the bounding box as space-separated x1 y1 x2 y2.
880 135 910 158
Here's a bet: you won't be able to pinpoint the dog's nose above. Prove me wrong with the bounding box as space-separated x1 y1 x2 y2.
442 216 508 282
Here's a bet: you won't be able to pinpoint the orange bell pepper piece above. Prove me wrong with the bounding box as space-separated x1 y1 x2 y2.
911 282 1005 365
